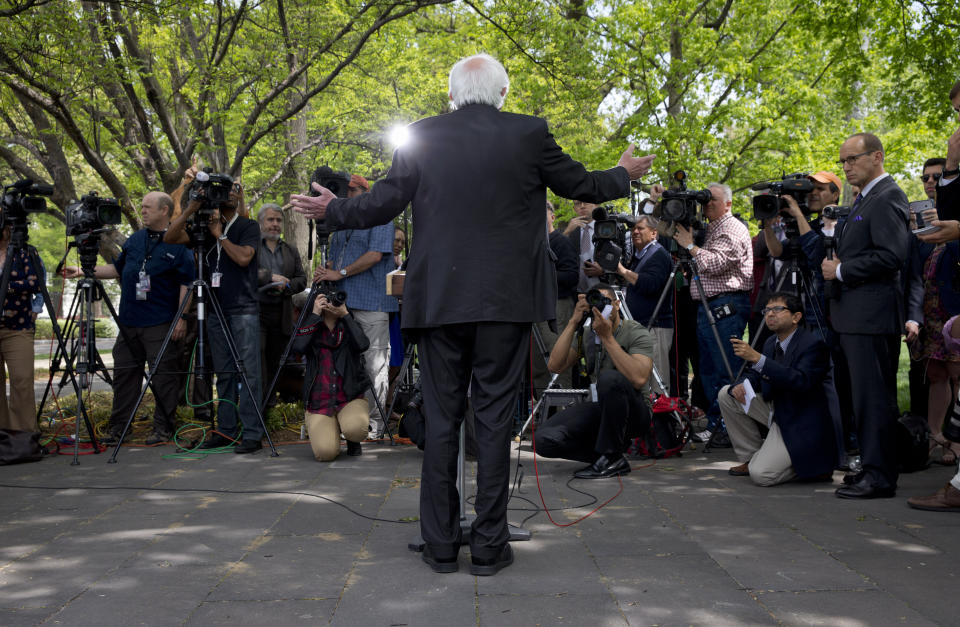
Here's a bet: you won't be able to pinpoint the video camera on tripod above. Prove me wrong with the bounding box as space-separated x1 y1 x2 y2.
590 205 636 277
0 178 53 232
179 169 236 247
751 173 814 234
62 191 122 275
654 170 711 237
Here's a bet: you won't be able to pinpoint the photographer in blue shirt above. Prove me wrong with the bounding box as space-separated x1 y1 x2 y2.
65 191 194 445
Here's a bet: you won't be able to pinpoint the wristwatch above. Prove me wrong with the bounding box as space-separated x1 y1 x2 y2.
685 243 695 251
218 233 228 241
943 167 960 177
339 268 347 277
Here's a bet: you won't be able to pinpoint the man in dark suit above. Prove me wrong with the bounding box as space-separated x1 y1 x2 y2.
720 293 836 485
932 80 960 222
821 132 910 499
289 53 655 574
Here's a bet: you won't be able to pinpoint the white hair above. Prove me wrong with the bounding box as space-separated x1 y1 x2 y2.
708 182 732 203
448 54 509 110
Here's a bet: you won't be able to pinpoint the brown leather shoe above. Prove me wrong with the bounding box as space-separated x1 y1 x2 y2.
908 484 960 512
728 462 750 477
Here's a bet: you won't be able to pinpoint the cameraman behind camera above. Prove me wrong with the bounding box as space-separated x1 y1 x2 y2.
534 284 655 478
63 192 194 445
165 173 265 454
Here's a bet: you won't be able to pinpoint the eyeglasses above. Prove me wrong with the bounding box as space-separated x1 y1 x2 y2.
921 172 942 183
761 305 789 316
836 151 874 166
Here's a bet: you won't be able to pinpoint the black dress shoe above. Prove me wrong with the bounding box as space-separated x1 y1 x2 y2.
835 478 896 499
198 434 234 449
234 439 263 454
470 543 513 576
573 454 631 479
346 440 362 456
422 545 458 574
842 471 865 486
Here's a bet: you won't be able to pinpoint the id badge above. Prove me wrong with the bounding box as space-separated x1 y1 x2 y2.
211 272 222 287
136 271 150 300
590 382 598 403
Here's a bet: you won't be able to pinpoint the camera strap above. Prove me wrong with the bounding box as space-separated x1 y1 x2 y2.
214 212 240 273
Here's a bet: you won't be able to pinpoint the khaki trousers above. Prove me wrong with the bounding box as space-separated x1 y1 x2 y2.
0 328 36 432
718 384 796 486
305 398 369 461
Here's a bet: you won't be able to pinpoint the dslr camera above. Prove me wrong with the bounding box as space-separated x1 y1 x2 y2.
591 205 636 274
657 170 711 231
751 173 813 221
65 191 122 236
0 178 53 231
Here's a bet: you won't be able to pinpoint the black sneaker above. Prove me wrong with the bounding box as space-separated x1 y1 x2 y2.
145 431 172 446
234 439 263 454
100 429 127 446
346 441 362 456
710 430 732 448
198 434 235 449
422 545 458 574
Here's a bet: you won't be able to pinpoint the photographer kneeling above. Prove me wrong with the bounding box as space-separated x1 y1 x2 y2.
534 284 655 479
292 293 371 461
719 292 837 486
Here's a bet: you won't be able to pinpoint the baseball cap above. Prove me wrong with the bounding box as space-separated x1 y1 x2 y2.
807 170 842 191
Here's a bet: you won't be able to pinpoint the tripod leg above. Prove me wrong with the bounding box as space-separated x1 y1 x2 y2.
206 289 280 457
107 288 193 463
35 287 82 424
383 343 417 445
261 283 319 407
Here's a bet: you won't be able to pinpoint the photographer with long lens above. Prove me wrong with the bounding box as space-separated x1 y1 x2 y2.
165 174 265 454
291 291 370 460
0 220 41 432
64 192 194 445
672 183 753 446
534 284 655 478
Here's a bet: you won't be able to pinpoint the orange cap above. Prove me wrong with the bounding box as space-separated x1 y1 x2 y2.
807 170 842 191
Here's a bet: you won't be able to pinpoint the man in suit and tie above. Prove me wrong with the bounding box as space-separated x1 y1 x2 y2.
821 132 910 499
563 199 604 293
719 292 836 485
289 53 655 574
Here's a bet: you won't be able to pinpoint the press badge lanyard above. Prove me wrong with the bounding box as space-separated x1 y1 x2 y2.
589 305 616 401
211 213 239 287
136 234 161 300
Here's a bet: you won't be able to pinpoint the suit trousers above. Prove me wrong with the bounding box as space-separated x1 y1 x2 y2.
418 321 529 561
838 332 901 490
109 323 181 436
0 328 36 432
718 385 796 486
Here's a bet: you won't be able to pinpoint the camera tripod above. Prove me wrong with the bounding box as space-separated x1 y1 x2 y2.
260 226 393 442
0 220 100 464
108 219 279 462
39 237 139 420
643 248 736 451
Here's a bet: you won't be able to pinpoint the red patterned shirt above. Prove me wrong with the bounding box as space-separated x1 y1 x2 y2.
304 322 354 414
691 212 753 300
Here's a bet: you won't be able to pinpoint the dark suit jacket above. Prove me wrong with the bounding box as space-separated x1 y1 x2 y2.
326 103 630 328
936 176 960 221
257 239 307 335
829 175 910 334
549 229 579 301
742 327 836 478
625 243 673 327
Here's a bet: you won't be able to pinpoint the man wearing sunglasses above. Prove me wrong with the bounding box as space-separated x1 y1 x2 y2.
720 292 835 486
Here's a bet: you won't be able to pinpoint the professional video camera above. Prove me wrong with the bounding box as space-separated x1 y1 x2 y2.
65 192 122 236
591 205 636 274
821 204 850 221
308 165 351 248
0 178 53 231
188 169 235 214
751 173 814 221
657 170 711 231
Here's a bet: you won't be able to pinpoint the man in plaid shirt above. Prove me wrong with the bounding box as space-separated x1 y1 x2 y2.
673 183 753 444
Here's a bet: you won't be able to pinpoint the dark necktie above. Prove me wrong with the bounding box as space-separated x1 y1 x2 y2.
774 342 785 362
851 192 863 213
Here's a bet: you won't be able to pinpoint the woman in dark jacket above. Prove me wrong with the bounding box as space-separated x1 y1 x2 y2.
292 293 371 460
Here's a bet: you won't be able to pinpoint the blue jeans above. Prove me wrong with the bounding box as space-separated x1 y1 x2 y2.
696 293 750 430
208 312 263 440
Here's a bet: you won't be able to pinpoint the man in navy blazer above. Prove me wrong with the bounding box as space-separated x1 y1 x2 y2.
291 54 655 575
822 132 910 499
719 292 836 485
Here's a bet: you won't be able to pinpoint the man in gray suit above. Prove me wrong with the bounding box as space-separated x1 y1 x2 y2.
822 132 910 499
290 54 655 574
